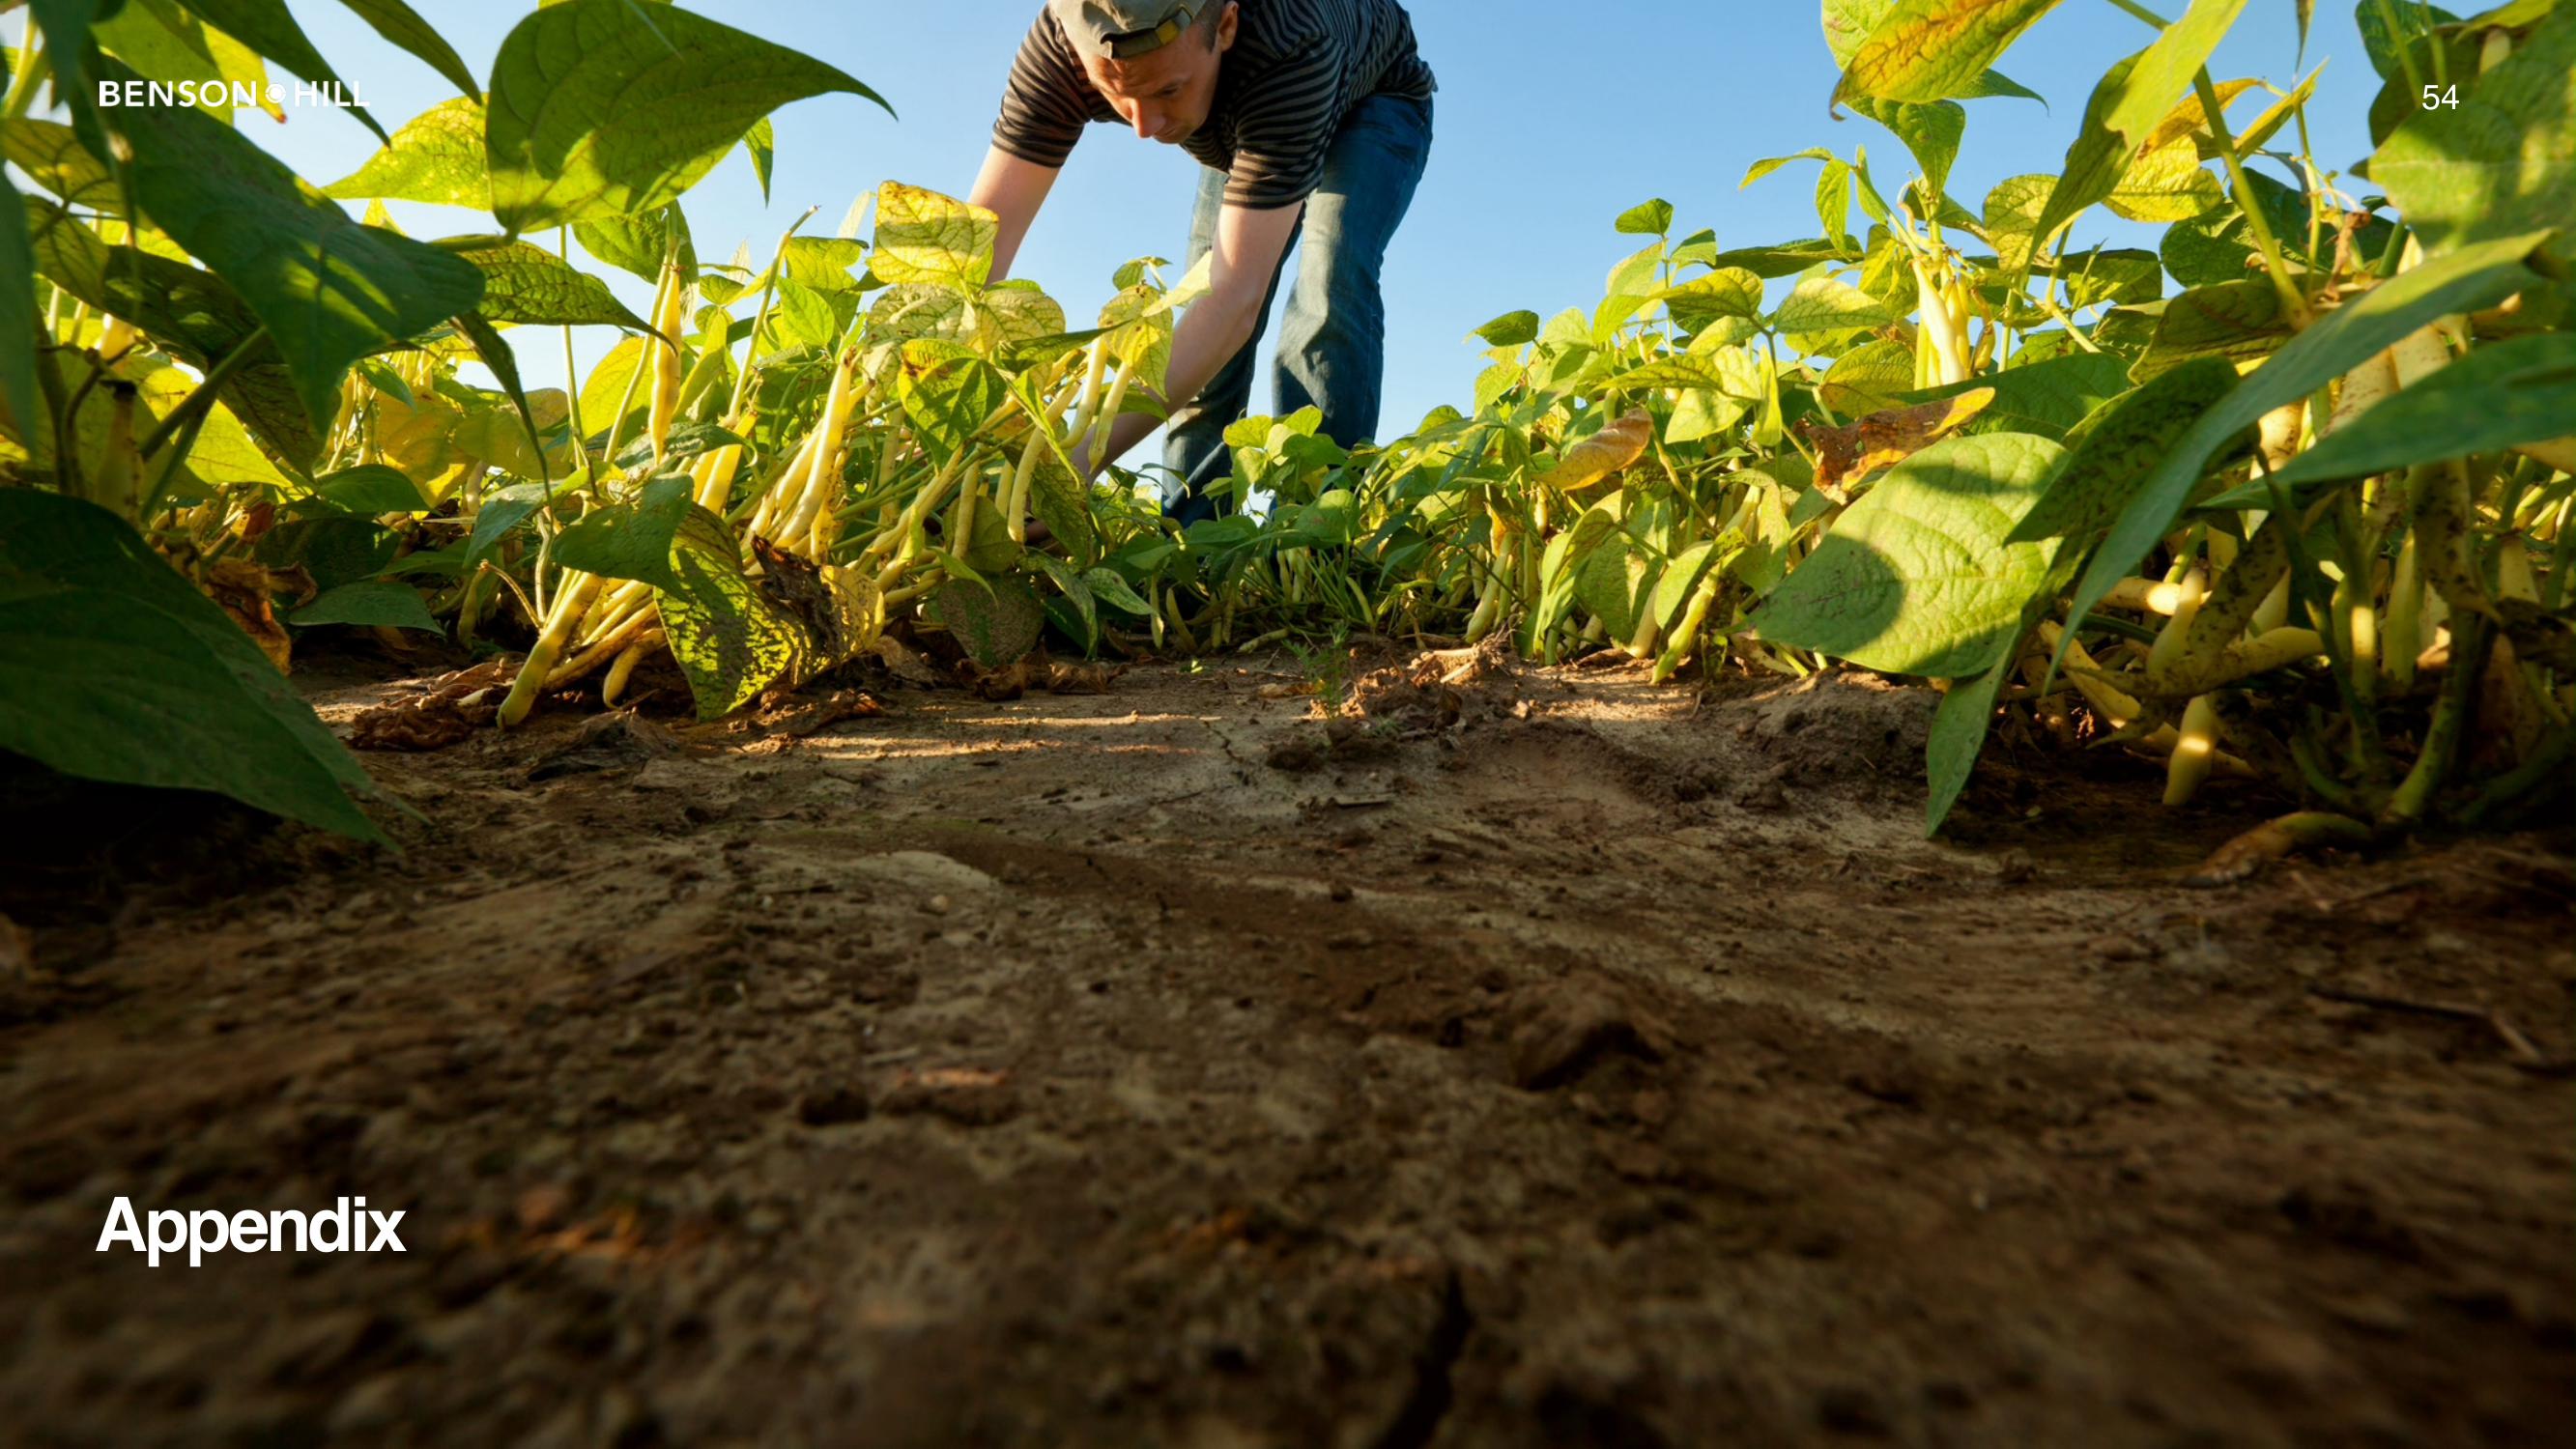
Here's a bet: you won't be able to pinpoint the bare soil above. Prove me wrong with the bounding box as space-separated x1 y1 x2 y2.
3 650 2571 1448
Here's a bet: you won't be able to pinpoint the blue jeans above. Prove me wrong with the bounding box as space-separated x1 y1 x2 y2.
1162 91 1433 525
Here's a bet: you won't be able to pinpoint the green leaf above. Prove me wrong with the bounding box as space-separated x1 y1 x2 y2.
1849 97 1966 197
1925 646 2013 836
1774 275 1898 346
1750 432 2065 677
1823 0 2047 101
1902 351 2139 436
742 116 775 203
928 576 1044 670
1823 339 1920 415
29 0 117 146
1710 239 1850 277
866 281 1058 357
2101 138 2223 222
2007 355 2239 542
573 203 693 286
1656 268 1766 334
94 0 258 122
1027 445 1102 569
2372 6 2575 265
465 481 552 569
2056 232 2550 679
759 279 844 353
291 581 443 634
895 341 1008 468
1742 147 1838 190
1084 566 1153 619
1605 354 1761 397
1615 198 1676 236
552 475 694 589
975 282 1072 350
164 0 389 140
1474 309 1541 348
314 463 428 514
2258 333 2576 492
1574 535 1666 642
656 505 804 719
2129 279 2293 379
6 117 125 214
447 236 650 328
1605 241 1667 306
2158 171 2331 286
97 60 486 433
872 182 995 291
332 0 482 99
449 312 558 485
0 490 381 841
485 0 889 233
0 171 39 443
18 198 310 472
1836 0 2065 105
2357 0 2461 79
1982 173 2055 270
1032 554 1099 653
577 334 652 446
0 586 387 840
2053 247 2164 308
782 236 870 292
324 97 489 209
612 420 745 477
2029 0 2251 249
1524 503 1621 654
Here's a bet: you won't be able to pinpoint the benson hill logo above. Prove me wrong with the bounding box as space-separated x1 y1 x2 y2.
96 1196 408 1268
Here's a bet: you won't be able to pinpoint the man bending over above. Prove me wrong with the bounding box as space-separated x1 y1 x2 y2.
970 0 1436 523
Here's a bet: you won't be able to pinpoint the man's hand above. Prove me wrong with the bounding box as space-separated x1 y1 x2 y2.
967 147 1061 284
1082 199 1302 476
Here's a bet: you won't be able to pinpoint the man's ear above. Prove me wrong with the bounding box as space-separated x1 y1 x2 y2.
1214 1 1240 53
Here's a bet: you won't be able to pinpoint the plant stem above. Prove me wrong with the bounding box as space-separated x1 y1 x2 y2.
4 22 48 120
730 206 819 420
136 326 269 462
2383 611 2491 828
558 227 590 479
2370 0 2427 99
2194 69 2311 328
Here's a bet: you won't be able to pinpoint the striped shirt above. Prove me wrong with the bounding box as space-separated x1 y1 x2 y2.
991 0 1435 211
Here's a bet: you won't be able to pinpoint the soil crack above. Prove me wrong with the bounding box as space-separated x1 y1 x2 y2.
1370 1268 1473 1449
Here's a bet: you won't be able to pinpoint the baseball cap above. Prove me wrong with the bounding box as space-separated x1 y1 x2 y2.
1047 0 1208 60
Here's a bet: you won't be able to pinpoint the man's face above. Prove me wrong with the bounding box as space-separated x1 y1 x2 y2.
1080 3 1237 146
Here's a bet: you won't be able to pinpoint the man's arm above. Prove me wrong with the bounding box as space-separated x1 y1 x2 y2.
967 145 1062 284
1080 199 1302 474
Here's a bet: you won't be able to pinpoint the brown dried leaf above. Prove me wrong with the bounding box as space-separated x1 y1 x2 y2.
963 652 1122 702
345 660 516 751
1803 387 1996 501
873 633 945 687
198 557 313 674
1535 409 1654 494
736 686 883 740
752 534 880 677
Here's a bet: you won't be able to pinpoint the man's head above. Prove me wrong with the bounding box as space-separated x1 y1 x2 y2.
1047 0 1240 146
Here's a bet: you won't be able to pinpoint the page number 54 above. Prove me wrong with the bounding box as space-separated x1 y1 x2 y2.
2421 83 2459 109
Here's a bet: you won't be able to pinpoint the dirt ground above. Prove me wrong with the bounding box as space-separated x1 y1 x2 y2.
3 645 2571 1448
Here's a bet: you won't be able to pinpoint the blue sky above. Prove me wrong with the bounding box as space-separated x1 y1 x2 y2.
28 1 2390 447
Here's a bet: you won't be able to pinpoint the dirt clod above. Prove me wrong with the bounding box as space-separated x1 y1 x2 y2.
880 1066 1017 1125
1505 977 1673 1091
